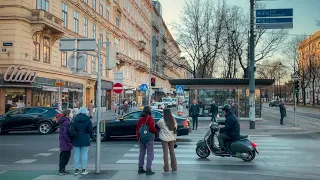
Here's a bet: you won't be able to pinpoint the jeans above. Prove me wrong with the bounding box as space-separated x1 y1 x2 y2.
138 140 154 169
59 151 71 171
280 116 284 124
211 114 217 122
192 116 198 129
73 146 89 170
218 133 231 150
161 141 177 172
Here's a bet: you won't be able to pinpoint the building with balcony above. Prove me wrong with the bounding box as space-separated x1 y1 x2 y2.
298 30 320 104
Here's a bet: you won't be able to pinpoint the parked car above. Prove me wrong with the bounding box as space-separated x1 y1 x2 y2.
0 107 62 135
269 100 280 107
171 98 177 106
162 98 173 107
91 109 191 141
150 102 165 109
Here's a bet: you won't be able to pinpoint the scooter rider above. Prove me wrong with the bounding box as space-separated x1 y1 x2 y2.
216 104 240 154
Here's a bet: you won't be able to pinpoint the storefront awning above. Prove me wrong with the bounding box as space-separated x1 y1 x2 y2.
0 84 42 89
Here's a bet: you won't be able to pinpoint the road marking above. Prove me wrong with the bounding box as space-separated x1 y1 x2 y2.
129 148 296 153
133 144 293 149
0 144 23 146
34 153 53 157
48 148 60 152
14 159 37 164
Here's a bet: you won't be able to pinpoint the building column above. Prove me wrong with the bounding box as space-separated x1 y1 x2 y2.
0 88 5 114
26 89 32 107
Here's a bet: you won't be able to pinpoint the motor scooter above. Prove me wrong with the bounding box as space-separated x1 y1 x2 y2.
196 122 258 161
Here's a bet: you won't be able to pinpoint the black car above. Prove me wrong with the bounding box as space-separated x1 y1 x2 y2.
0 107 62 135
92 109 191 141
269 100 280 107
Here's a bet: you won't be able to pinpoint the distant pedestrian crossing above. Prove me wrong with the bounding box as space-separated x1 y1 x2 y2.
116 134 301 165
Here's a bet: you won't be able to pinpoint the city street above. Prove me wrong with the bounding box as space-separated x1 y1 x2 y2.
1 106 320 180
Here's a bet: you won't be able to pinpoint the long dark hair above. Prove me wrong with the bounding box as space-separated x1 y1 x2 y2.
62 109 71 117
141 106 152 117
163 108 176 131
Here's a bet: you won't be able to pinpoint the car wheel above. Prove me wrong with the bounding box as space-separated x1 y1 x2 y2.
38 122 52 135
51 128 58 132
92 127 108 142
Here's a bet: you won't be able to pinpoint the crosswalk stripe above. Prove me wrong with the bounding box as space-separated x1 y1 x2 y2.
128 148 298 153
133 144 292 149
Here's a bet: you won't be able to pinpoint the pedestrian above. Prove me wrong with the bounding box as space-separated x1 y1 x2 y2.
189 100 200 130
58 109 73 176
156 108 178 174
136 106 158 175
88 100 94 119
210 101 218 122
279 101 286 125
72 107 93 176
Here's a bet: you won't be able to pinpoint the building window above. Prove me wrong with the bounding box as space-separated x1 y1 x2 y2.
61 52 67 67
33 33 41 61
62 3 68 28
37 0 49 11
106 5 110 21
99 0 103 17
84 0 88 4
43 36 50 63
84 17 88 37
83 54 88 72
73 11 79 33
123 0 127 9
92 0 96 10
92 56 96 74
99 31 103 43
116 17 120 29
92 24 96 39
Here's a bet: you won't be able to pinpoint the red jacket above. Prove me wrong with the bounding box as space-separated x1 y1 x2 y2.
136 115 158 140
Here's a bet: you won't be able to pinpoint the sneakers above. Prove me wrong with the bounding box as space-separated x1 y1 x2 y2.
138 167 147 174
81 169 89 175
146 169 155 175
74 169 80 176
58 170 69 176
162 171 169 174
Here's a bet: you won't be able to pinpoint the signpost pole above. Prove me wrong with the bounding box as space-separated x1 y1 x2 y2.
95 38 102 174
249 0 256 129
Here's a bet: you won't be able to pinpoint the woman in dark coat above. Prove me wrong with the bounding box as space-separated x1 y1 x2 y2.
72 107 93 176
58 109 73 175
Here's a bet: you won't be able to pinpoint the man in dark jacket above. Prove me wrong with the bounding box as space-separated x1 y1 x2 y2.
279 101 286 125
189 100 200 130
216 104 240 154
210 101 218 122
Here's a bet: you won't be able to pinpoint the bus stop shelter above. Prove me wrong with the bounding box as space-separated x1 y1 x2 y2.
169 78 275 120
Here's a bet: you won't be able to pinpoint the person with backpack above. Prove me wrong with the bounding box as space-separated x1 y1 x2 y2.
71 107 92 176
136 106 158 175
156 108 178 174
58 109 73 175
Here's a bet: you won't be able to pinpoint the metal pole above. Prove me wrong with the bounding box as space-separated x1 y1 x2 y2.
293 55 297 127
249 0 256 129
95 38 102 173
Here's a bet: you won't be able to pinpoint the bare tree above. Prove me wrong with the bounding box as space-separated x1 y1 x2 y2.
256 59 287 80
172 0 226 78
305 52 320 106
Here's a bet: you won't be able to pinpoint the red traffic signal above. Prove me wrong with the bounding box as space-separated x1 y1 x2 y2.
151 77 156 86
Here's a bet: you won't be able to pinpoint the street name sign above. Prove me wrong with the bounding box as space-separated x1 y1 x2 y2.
256 8 293 17
256 18 293 24
256 23 293 29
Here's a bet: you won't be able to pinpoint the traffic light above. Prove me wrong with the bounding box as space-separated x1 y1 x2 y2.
294 80 300 92
151 77 156 86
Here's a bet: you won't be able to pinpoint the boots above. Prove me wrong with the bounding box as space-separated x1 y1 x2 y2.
146 168 155 175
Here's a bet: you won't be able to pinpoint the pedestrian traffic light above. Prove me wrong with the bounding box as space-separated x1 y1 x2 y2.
294 80 300 92
151 77 156 86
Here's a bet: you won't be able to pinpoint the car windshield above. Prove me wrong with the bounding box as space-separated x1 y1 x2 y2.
163 99 170 102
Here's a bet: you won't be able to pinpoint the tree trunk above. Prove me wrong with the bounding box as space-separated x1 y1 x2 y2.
302 88 306 105
312 80 315 106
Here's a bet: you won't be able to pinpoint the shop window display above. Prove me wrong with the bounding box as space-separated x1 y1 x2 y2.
5 89 26 112
32 91 52 107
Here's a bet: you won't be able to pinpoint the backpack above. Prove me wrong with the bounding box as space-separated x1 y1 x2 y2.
139 116 153 144
68 118 77 138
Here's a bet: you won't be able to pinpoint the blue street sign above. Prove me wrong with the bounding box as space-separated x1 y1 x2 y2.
256 9 293 18
256 18 293 24
176 85 184 94
140 84 148 92
256 23 293 29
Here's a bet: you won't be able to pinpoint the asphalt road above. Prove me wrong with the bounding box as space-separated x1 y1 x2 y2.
1 107 320 180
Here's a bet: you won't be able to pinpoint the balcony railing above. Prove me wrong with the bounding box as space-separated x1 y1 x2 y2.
116 52 133 64
31 9 64 34
134 60 149 72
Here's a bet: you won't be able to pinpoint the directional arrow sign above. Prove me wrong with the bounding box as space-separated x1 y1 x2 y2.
256 9 293 18
256 23 293 29
256 18 293 24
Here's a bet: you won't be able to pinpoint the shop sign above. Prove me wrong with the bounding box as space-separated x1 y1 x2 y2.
4 65 37 83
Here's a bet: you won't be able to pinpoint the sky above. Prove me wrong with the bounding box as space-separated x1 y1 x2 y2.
157 0 320 79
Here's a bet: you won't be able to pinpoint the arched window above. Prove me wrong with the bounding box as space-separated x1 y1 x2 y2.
43 36 50 63
33 33 41 61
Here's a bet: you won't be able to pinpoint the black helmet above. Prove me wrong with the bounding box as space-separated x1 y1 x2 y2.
222 104 231 111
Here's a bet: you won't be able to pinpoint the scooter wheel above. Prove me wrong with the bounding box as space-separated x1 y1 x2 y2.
241 150 256 162
196 146 210 158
